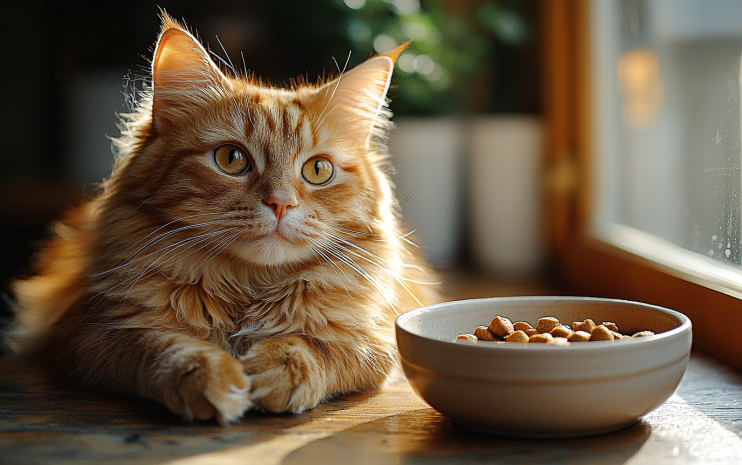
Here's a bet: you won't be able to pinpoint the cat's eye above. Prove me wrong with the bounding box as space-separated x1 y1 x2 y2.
302 156 334 185
214 144 251 175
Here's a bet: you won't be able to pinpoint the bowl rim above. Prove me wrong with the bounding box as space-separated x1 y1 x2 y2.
395 296 692 352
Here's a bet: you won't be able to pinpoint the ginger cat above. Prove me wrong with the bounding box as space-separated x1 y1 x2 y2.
8 14 440 423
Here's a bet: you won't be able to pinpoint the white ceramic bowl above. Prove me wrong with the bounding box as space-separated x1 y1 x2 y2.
395 297 692 438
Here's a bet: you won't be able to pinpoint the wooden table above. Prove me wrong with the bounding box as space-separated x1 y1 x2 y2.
2 273 741 464
1 349 740 465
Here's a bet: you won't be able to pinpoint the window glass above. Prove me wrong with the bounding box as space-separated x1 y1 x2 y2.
592 0 742 268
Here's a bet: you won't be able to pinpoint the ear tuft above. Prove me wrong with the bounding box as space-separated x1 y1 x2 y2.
159 11 184 33
382 41 411 63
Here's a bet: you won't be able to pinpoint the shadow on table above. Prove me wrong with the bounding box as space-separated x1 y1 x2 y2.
283 408 652 465
0 354 321 465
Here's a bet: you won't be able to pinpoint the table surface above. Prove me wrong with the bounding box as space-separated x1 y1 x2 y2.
1 273 741 464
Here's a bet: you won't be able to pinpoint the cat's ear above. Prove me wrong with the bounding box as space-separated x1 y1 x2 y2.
315 43 408 148
151 14 227 129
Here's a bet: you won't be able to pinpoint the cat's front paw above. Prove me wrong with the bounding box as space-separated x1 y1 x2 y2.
240 335 326 413
163 348 251 424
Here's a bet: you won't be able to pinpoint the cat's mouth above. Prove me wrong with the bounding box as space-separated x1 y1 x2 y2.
255 224 294 243
237 223 312 266
260 231 286 241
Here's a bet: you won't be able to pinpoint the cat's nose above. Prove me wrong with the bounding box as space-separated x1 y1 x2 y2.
264 196 297 221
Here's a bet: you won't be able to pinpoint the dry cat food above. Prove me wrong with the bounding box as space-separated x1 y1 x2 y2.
455 316 654 345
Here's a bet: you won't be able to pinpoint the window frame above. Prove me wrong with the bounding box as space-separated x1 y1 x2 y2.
543 0 742 370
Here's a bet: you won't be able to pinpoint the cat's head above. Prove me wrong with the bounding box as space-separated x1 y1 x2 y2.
107 14 406 269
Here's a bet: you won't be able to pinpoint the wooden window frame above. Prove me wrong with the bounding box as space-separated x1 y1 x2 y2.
542 0 742 370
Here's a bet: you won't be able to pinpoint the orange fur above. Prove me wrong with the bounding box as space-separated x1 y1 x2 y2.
9 14 441 423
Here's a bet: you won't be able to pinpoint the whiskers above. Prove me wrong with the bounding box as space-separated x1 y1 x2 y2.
299 219 438 315
91 212 247 301
325 222 420 249
88 206 435 317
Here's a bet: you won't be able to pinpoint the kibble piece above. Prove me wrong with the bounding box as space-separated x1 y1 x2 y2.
550 325 573 338
567 331 591 342
473 326 498 341
505 330 530 343
610 330 625 340
549 337 570 346
573 319 597 333
488 316 515 338
455 334 478 343
529 333 554 343
513 321 534 332
632 331 655 338
602 322 619 332
536 317 561 334
590 325 615 341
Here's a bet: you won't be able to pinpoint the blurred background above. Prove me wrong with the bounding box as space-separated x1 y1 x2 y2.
0 0 545 307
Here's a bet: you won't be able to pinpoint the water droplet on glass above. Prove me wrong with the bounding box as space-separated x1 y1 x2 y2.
709 249 715 256
726 249 732 258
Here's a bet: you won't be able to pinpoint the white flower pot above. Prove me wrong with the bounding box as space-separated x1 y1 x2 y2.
388 116 465 266
468 116 544 276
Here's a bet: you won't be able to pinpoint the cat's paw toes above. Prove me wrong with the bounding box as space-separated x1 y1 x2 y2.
240 335 325 413
165 349 251 424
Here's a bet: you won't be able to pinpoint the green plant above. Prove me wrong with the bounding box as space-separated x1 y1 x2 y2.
338 0 528 114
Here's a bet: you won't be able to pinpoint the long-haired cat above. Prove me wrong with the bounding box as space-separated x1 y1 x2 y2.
7 14 440 423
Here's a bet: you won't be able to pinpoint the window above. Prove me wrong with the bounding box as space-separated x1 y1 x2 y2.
594 0 742 293
543 0 742 369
